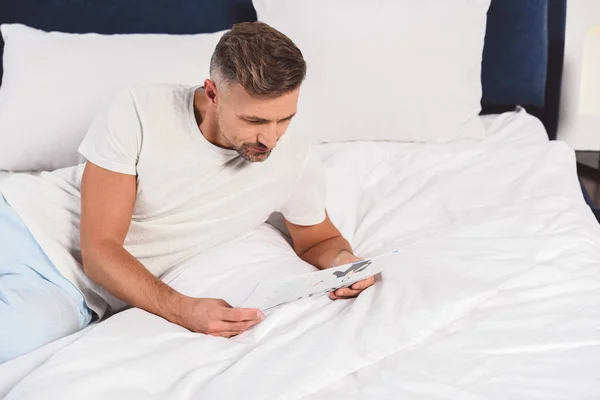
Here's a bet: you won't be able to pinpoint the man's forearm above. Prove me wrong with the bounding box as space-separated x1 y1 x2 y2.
298 235 354 270
82 240 184 323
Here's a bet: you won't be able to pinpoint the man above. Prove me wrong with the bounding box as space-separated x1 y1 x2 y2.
0 22 374 363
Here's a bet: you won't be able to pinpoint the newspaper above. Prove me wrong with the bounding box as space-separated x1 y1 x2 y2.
240 250 400 311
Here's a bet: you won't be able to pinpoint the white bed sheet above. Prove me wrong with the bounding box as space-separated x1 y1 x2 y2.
1 109 600 399
0 171 11 183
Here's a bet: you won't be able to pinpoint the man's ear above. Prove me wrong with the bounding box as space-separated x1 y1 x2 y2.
203 78 218 105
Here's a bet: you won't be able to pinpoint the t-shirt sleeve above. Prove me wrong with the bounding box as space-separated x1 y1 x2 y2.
280 147 327 226
77 89 142 176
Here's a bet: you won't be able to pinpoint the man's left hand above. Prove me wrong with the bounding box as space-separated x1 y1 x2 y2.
329 250 375 300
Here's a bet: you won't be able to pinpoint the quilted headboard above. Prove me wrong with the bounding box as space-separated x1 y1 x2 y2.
0 0 566 139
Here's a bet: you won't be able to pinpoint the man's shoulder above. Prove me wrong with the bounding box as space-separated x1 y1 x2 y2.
110 83 193 125
123 83 193 103
274 133 313 166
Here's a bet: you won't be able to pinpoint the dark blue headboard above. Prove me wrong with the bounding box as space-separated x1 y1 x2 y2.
0 0 566 139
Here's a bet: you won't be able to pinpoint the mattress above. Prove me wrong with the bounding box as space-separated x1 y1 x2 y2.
1 109 599 399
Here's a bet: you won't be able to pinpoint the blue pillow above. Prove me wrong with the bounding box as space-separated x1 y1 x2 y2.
481 0 549 108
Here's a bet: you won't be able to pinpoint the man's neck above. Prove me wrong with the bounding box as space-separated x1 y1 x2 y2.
193 88 234 150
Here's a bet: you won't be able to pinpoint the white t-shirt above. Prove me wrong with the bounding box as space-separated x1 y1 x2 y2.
0 84 326 318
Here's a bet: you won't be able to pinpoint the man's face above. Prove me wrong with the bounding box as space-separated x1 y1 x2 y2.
212 81 300 162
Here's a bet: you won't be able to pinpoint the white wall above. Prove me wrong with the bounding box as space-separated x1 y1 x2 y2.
557 0 600 150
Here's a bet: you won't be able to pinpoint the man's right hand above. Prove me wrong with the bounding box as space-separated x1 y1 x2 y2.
174 297 264 338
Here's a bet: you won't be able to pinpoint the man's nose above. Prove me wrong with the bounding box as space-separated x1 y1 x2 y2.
259 124 278 149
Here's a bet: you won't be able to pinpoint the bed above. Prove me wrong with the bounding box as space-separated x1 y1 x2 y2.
2 1 600 399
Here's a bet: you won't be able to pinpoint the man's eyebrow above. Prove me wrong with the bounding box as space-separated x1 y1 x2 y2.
241 112 296 123
279 112 296 121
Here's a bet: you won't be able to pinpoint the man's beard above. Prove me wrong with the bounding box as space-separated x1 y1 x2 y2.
236 143 272 163
216 121 271 163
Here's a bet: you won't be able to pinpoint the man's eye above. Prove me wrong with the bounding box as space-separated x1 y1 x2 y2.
248 120 262 124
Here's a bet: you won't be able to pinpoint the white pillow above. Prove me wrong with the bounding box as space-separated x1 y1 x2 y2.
253 0 491 144
0 24 224 172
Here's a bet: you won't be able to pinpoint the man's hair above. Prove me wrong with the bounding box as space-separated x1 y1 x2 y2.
210 22 306 97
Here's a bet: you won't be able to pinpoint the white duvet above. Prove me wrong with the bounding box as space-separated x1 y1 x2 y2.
1 110 600 399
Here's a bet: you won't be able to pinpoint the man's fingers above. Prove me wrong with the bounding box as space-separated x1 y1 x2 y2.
330 277 376 299
223 320 260 332
209 331 239 338
216 299 233 308
351 276 375 290
329 288 362 299
218 307 264 322
334 288 362 298
207 318 260 334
